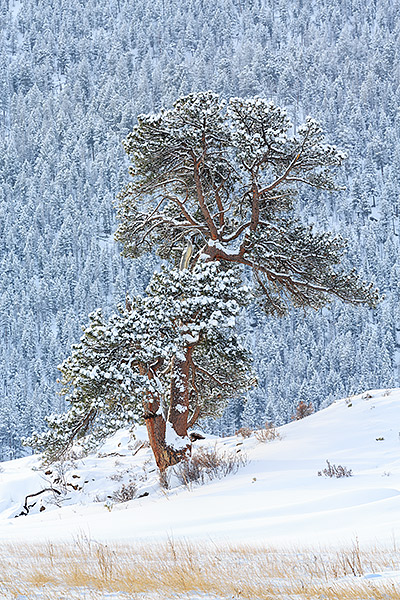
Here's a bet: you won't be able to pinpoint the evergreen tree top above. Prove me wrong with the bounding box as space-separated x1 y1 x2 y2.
116 91 379 314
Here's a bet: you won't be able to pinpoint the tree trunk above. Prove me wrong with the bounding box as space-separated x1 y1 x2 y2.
144 352 192 472
146 411 190 472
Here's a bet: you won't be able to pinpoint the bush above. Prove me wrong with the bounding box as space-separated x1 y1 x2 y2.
236 427 253 438
111 482 137 503
292 400 314 420
174 446 247 487
254 422 281 442
318 460 353 478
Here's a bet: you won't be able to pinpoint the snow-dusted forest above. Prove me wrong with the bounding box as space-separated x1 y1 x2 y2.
0 0 399 459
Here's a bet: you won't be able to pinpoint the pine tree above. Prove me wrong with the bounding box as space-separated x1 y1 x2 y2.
26 262 253 469
27 91 379 471
116 92 379 315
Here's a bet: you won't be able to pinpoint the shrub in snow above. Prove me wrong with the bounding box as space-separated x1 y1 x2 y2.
108 473 121 483
291 400 314 420
236 427 253 438
45 458 78 493
173 446 247 487
111 481 137 503
254 422 281 443
318 460 353 478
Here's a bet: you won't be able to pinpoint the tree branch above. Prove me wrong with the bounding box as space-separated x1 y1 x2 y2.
193 157 218 239
258 152 301 195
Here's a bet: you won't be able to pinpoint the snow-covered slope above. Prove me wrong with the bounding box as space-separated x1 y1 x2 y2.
1 389 400 547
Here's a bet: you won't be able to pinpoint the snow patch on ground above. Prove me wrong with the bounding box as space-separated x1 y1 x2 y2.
1 388 400 570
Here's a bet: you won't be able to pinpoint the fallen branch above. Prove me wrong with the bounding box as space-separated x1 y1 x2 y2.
16 487 62 517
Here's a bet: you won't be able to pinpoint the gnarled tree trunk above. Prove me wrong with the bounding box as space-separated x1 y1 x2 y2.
144 351 192 472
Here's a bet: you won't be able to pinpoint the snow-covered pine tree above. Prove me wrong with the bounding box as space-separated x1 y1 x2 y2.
27 91 379 472
116 92 379 314
115 90 379 449
26 262 253 470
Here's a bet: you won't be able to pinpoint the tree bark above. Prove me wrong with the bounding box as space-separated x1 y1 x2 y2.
144 352 192 472
146 413 188 472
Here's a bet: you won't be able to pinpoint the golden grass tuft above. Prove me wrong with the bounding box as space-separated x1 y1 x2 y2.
0 537 399 598
254 422 282 442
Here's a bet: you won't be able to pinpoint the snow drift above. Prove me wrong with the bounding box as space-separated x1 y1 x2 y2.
1 389 400 548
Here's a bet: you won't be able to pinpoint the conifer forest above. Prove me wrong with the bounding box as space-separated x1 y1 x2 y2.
1 0 399 459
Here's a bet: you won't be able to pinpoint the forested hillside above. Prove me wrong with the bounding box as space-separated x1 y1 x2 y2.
0 0 399 457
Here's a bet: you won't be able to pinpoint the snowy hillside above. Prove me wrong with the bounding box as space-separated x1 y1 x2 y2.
1 388 400 548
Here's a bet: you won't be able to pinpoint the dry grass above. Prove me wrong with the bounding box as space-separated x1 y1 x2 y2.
173 445 247 488
318 459 353 478
236 426 253 438
1 537 400 599
254 421 282 442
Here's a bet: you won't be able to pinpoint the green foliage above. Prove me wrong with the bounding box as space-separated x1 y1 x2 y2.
26 92 379 464
25 262 254 462
116 92 379 314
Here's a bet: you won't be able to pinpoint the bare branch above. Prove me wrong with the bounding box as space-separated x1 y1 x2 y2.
258 152 301 195
192 361 234 388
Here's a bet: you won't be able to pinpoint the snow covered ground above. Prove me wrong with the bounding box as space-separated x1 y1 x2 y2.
2 388 400 593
